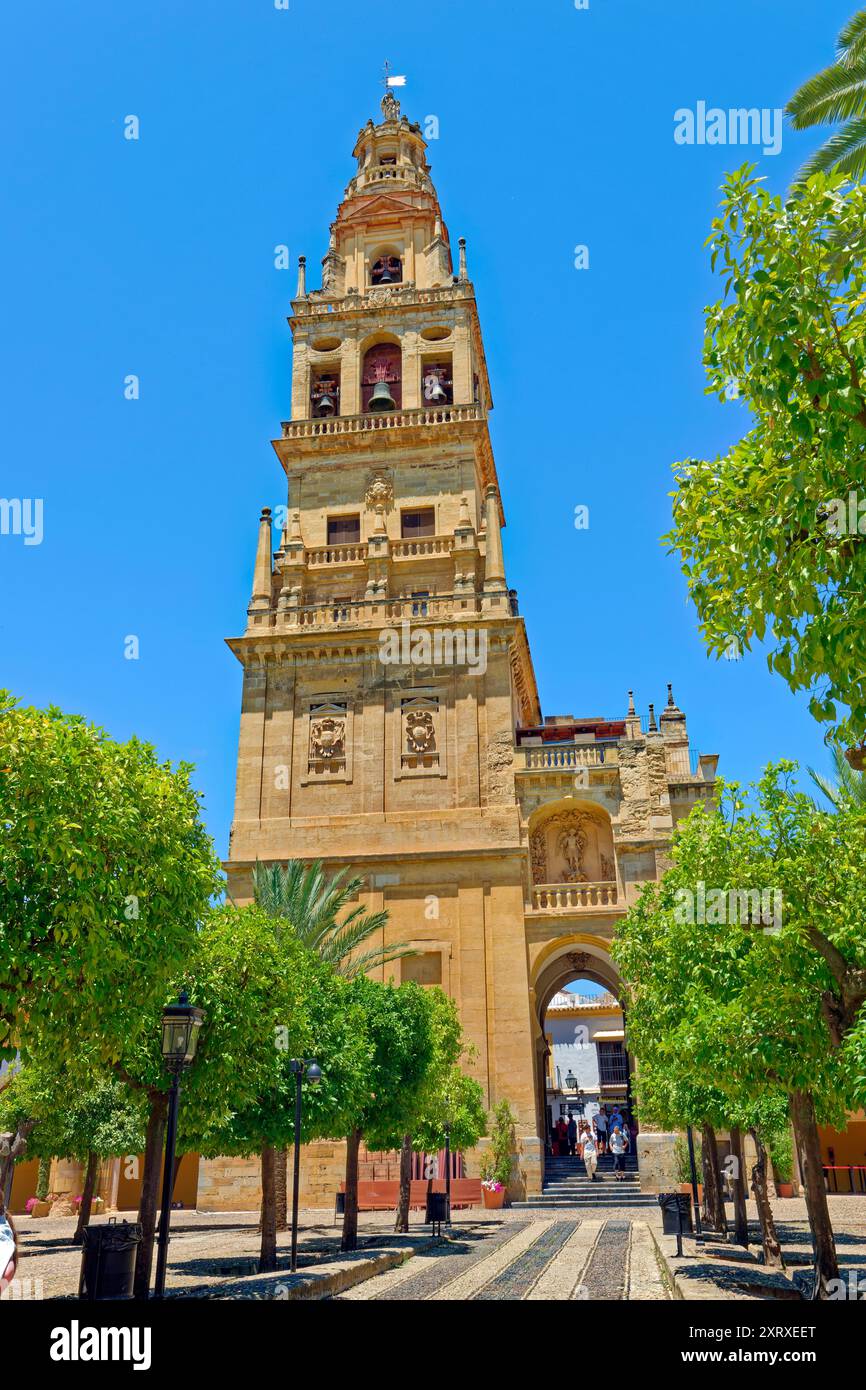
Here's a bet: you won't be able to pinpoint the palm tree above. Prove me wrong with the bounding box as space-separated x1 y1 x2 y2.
252 859 415 1231
787 8 866 185
807 745 866 810
251 859 414 978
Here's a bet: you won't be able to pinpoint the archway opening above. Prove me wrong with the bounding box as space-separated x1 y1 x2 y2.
541 974 637 1167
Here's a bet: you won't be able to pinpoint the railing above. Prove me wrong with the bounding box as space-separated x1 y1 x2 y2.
391 536 453 559
823 1165 866 1195
282 403 485 439
599 1059 630 1087
530 882 618 912
293 283 474 318
305 543 368 566
517 743 619 771
288 593 473 629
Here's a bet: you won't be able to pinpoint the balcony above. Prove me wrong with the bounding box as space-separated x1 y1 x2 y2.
516 743 619 772
293 283 474 319
276 592 479 631
281 403 485 441
305 543 369 567
529 882 618 913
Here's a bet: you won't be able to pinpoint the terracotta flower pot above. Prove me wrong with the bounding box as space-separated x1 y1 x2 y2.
30 1201 51 1218
777 1183 794 1198
482 1186 506 1209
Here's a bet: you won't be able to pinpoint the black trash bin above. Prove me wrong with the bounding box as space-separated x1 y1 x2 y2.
425 1190 449 1234
78 1218 142 1300
658 1192 693 1255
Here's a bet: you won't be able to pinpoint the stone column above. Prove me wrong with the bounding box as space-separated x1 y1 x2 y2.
248 508 274 622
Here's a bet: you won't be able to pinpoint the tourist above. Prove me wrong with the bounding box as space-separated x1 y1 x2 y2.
0 1211 17 1295
581 1125 598 1181
609 1105 626 1134
594 1107 608 1154
556 1116 569 1156
609 1125 628 1180
567 1115 577 1157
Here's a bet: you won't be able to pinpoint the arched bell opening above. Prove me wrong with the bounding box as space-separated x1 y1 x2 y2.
370 249 403 286
361 341 402 412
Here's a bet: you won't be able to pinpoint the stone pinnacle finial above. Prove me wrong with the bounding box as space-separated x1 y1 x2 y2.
296 256 307 298
627 690 636 716
250 507 273 611
667 683 675 708
648 703 657 732
458 237 468 282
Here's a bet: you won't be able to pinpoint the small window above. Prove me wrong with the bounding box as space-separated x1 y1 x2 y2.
402 952 442 986
327 515 360 545
401 508 435 539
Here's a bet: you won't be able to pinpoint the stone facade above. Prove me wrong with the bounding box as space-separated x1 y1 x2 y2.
208 91 719 1210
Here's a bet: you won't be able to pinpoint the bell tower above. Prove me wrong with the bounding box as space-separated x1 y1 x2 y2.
224 88 545 1198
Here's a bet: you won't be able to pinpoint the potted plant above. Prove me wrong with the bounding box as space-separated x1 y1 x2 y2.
675 1136 703 1201
770 1130 794 1198
25 1195 50 1218
479 1100 517 1208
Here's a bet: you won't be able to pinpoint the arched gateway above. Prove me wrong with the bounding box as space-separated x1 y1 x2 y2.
207 90 720 1210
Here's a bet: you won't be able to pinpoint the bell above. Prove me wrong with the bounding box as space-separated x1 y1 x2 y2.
316 392 335 417
378 263 395 283
426 378 448 404
368 380 397 411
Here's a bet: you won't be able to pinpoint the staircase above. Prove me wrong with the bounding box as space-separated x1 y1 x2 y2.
513 1152 658 1210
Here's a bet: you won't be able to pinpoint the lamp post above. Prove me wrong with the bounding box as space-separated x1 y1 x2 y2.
153 990 204 1299
289 1059 322 1273
443 1121 452 1225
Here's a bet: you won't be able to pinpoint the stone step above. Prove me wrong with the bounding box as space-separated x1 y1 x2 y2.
514 1196 658 1209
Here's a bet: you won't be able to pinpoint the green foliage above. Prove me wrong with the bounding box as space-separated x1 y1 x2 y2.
479 1100 517 1187
769 1126 794 1184
808 746 866 810
0 691 222 1062
251 859 414 979
787 8 866 185
0 1062 146 1163
614 765 866 1124
349 978 436 1149
666 170 866 753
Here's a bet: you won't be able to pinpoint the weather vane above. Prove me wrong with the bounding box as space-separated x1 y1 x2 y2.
381 60 406 93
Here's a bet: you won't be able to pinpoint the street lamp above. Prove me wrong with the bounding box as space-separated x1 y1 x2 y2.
289 1059 322 1273
686 1124 704 1242
153 990 204 1299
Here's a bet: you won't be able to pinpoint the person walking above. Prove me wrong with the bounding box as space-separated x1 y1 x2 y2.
556 1116 568 1157
594 1107 608 1155
566 1115 578 1157
581 1125 599 1181
609 1125 628 1180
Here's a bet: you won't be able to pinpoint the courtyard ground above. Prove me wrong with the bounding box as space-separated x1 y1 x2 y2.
8 1195 866 1301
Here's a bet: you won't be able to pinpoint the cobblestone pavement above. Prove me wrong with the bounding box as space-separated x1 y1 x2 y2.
338 1216 672 1301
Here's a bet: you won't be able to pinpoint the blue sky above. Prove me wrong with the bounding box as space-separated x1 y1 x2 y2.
1 0 855 861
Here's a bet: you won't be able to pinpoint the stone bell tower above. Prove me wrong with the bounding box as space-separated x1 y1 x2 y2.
218 88 546 1205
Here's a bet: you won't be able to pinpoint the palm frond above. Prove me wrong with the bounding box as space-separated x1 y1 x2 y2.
839 8 866 64
807 746 866 810
791 114 866 187
786 55 866 127
252 859 416 977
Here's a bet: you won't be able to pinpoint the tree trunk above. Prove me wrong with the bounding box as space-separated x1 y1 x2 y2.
729 1126 749 1248
395 1134 412 1233
341 1129 362 1253
260 1146 277 1273
132 1090 168 1301
73 1152 99 1246
790 1089 839 1297
700 1124 728 1237
749 1129 784 1270
0 1119 36 1205
274 1146 288 1232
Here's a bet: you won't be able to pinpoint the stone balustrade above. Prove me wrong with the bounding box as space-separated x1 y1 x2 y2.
282 403 484 439
516 743 619 771
282 593 477 630
529 882 619 912
305 543 369 567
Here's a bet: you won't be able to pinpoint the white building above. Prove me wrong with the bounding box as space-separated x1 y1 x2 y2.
543 992 631 1138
